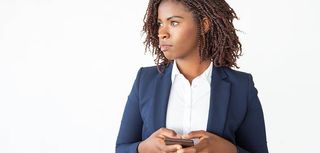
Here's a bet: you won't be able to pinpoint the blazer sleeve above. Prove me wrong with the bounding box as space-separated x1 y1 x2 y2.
116 68 143 153
235 74 269 153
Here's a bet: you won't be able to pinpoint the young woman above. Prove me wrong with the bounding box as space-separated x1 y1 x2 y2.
116 0 268 152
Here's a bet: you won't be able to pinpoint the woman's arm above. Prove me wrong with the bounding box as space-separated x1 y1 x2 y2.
235 74 269 153
116 68 143 153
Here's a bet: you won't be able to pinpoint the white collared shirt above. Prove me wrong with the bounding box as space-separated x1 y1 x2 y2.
166 60 212 135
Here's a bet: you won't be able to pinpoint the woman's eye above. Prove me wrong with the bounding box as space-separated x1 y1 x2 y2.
157 21 178 27
171 21 179 26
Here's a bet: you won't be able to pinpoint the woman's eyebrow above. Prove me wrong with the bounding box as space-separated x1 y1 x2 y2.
158 16 184 21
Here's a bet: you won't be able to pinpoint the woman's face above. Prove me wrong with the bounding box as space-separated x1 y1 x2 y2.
157 0 199 61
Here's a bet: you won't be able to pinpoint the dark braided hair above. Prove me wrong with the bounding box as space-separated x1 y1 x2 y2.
142 0 242 72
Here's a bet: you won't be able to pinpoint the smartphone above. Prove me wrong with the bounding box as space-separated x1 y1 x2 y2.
164 137 194 148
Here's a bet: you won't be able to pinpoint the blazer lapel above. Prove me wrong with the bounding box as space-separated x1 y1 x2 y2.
206 66 231 136
151 64 173 131
150 64 231 136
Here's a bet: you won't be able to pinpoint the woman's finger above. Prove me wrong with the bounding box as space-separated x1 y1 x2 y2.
183 130 207 139
157 128 181 139
177 146 196 153
161 144 183 152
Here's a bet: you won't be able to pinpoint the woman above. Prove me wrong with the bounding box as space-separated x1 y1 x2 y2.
116 0 268 152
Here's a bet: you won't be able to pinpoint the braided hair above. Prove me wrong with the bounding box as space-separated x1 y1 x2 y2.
142 0 242 72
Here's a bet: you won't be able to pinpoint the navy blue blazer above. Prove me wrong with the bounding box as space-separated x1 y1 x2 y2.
116 63 268 153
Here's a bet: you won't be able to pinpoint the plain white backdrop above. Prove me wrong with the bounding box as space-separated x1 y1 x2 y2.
1 0 320 152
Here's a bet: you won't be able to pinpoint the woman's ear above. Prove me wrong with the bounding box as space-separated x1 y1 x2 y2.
202 17 211 33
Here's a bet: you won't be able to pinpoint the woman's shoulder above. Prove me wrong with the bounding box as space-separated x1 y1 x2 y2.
138 63 173 76
138 65 159 76
137 65 254 78
219 66 254 83
221 66 251 76
133 65 161 83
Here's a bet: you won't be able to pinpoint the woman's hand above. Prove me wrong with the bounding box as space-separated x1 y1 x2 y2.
138 128 183 153
177 130 237 153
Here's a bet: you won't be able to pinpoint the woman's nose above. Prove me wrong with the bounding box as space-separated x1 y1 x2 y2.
158 28 170 40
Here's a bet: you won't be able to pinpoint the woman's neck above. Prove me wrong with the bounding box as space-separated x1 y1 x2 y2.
175 58 211 84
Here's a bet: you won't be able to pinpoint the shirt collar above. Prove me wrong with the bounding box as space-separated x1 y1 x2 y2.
171 60 213 84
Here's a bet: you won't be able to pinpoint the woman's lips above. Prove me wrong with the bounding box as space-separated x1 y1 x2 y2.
160 45 172 52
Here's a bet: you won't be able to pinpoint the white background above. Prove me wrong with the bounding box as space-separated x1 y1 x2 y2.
1 0 320 152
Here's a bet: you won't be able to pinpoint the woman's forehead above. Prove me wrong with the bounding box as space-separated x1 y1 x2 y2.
157 0 191 19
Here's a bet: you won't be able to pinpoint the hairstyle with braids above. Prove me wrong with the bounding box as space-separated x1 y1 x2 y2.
142 0 243 73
